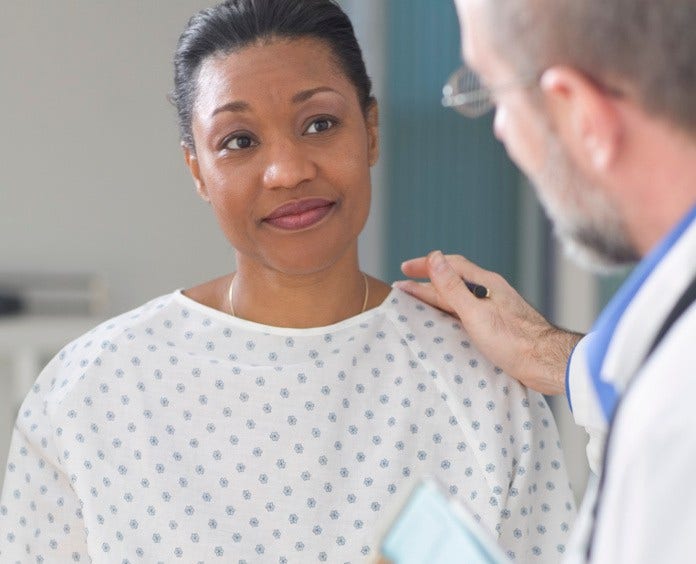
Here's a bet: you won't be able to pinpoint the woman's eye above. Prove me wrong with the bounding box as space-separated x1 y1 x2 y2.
225 135 257 150
305 118 335 134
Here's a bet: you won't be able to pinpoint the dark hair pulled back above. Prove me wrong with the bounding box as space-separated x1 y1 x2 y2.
172 0 373 150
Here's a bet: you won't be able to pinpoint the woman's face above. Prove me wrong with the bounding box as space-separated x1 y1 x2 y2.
184 37 379 276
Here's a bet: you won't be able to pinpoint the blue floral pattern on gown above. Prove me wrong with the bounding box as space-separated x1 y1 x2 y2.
0 289 575 563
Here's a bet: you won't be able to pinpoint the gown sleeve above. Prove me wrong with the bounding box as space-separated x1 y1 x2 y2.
0 357 89 563
495 386 577 562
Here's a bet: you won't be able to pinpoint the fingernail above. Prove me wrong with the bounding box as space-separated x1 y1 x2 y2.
429 250 447 272
392 280 408 289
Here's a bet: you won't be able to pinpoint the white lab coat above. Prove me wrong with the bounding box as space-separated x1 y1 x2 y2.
564 209 696 563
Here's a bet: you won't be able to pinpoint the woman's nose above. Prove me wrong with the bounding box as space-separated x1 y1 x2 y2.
262 138 317 190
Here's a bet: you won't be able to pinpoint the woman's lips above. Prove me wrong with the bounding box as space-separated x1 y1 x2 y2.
263 198 336 230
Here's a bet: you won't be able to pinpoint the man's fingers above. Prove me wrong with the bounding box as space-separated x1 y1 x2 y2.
400 256 429 278
442 254 490 282
392 280 455 314
402 254 491 286
426 251 478 316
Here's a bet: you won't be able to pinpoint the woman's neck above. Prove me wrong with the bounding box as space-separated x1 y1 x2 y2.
225 255 390 328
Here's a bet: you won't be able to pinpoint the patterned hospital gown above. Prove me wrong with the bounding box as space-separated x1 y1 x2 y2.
0 288 575 563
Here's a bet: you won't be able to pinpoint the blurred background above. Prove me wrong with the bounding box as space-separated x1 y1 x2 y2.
0 0 625 503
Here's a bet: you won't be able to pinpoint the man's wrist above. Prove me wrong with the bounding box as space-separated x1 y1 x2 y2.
528 327 584 395
555 328 584 396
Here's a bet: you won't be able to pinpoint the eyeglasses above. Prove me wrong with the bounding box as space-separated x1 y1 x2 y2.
443 64 625 118
441 64 538 118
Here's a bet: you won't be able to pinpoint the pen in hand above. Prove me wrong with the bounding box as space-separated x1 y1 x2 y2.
464 280 490 299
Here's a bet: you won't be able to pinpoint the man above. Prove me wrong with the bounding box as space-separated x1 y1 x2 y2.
395 0 696 561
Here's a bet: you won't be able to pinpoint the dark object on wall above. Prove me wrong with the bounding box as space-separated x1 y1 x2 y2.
0 293 24 316
0 273 107 316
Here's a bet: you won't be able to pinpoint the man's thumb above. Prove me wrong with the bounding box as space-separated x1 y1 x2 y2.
426 251 472 310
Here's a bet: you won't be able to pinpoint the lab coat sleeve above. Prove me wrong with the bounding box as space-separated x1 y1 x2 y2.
590 313 696 563
565 335 607 475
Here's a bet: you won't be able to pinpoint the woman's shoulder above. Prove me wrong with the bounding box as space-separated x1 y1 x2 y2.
384 288 539 400
383 287 477 345
67 291 181 350
31 292 183 406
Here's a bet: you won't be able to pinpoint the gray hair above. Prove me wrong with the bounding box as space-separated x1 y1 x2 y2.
484 0 696 134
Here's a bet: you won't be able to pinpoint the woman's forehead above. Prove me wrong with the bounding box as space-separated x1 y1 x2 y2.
199 37 343 87
194 37 351 108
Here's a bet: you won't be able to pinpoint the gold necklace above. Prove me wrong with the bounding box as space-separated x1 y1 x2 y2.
227 272 370 317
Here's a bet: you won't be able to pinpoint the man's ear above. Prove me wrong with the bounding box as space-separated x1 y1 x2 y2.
365 100 380 167
540 66 622 172
183 143 210 202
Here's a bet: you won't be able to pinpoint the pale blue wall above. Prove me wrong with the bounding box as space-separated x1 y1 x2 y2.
383 1 522 284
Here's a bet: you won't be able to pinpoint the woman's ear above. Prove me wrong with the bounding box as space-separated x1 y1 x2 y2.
540 66 622 173
366 100 380 167
183 143 210 202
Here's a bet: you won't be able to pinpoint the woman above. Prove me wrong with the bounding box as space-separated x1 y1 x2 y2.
0 1 575 562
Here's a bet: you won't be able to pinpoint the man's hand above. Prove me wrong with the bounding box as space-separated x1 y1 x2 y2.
395 251 583 396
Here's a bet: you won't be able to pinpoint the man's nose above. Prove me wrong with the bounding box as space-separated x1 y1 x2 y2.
493 106 506 142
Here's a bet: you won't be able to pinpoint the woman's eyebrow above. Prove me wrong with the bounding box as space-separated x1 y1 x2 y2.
291 86 344 104
211 86 343 117
212 100 250 116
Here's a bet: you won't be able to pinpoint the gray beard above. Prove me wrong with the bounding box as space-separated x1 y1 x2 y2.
532 133 640 274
